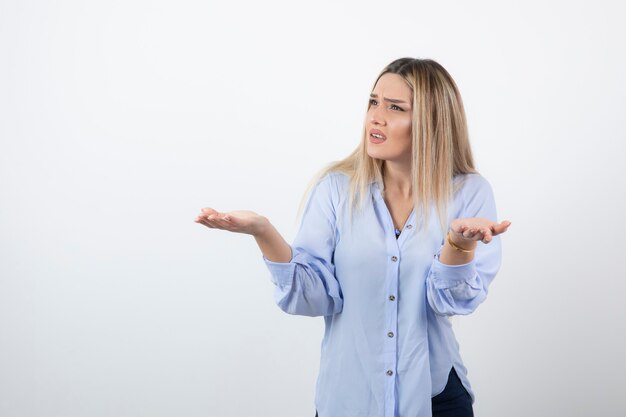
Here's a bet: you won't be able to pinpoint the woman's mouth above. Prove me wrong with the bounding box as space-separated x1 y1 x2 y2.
370 132 386 144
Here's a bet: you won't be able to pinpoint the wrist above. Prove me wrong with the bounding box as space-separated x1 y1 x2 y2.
252 216 272 238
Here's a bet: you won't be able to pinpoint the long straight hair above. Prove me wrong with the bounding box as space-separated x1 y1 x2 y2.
296 58 478 236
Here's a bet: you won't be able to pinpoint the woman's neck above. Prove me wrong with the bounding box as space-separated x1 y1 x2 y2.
382 160 412 198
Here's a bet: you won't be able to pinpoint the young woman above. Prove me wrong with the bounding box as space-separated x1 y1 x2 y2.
195 57 511 417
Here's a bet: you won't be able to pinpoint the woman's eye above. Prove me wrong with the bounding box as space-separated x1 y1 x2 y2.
369 99 404 112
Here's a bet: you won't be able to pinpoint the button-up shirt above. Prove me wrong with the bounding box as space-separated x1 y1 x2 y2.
262 171 502 417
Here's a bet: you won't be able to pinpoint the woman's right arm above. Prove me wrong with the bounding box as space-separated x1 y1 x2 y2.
253 221 293 263
195 174 344 317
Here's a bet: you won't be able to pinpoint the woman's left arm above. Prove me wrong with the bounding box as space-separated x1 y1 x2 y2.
426 175 511 316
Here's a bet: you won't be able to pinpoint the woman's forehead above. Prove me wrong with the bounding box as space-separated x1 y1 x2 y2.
372 73 412 100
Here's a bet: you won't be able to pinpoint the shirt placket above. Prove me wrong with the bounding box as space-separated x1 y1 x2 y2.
384 247 400 417
375 187 416 417
374 199 399 417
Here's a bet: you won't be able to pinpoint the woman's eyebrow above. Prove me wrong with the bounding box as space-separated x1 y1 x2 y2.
369 93 409 104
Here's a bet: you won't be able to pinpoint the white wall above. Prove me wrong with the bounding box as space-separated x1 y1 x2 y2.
1 1 624 416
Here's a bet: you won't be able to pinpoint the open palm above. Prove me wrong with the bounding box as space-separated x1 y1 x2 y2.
449 217 511 244
194 208 268 236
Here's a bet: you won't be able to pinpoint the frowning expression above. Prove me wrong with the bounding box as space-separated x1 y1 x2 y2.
366 73 413 163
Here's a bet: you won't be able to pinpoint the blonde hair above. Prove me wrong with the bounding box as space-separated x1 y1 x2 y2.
296 57 478 236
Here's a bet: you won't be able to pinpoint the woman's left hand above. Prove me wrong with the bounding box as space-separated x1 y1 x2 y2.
449 218 511 245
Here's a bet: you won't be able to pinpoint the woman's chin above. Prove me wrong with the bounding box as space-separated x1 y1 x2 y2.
366 146 387 160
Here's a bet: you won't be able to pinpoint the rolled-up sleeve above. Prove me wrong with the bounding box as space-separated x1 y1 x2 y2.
426 174 502 316
262 174 344 317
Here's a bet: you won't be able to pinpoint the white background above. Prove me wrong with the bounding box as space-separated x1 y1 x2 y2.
1 1 625 416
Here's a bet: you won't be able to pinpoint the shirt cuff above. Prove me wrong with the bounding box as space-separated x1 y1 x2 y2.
430 251 477 288
262 255 296 288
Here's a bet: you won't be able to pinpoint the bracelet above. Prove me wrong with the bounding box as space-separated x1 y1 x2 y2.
446 231 475 253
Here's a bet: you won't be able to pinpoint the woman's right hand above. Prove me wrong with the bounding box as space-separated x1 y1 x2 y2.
194 208 270 237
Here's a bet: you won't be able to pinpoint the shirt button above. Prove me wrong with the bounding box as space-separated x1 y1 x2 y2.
387 331 394 337
391 256 398 262
406 224 413 229
386 370 393 376
389 295 395 301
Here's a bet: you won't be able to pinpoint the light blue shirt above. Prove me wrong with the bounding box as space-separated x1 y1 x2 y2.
263 171 502 417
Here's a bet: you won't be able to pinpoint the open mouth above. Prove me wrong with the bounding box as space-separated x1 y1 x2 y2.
370 132 386 143
369 129 386 141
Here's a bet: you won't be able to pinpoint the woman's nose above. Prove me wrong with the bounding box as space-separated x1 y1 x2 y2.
370 107 385 125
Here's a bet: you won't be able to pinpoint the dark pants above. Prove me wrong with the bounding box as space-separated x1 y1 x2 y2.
314 367 473 417
431 367 474 417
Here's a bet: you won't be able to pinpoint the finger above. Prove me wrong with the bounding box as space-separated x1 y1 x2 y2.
492 220 511 235
453 223 464 232
473 228 487 242
463 227 476 238
203 213 225 229
198 218 216 228
206 213 222 221
200 208 218 216
195 216 210 225
198 212 215 221
210 214 232 229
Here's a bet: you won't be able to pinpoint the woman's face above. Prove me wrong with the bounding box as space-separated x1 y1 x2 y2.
366 72 413 163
